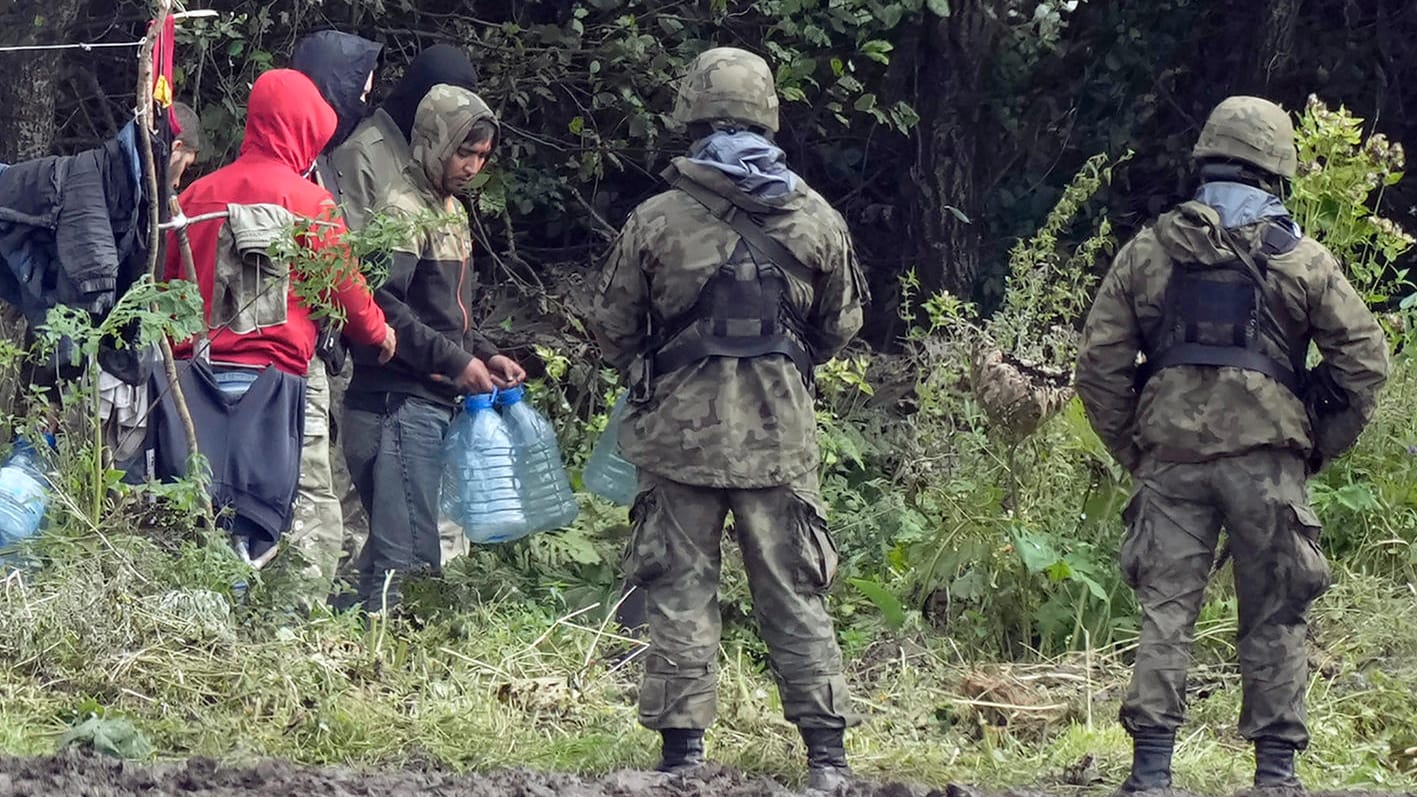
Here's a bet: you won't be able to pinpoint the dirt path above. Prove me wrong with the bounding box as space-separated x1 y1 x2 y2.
0 750 1409 797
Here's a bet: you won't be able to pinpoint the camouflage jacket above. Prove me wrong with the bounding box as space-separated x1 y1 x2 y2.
1076 200 1389 470
329 107 407 232
347 85 500 406
590 159 866 488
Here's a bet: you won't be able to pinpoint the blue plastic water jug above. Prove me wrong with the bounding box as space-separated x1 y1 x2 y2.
496 387 578 535
0 436 52 552
443 393 529 544
583 393 639 506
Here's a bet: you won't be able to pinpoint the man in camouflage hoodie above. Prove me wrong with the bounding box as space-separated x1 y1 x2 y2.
1076 96 1389 792
343 84 525 613
591 46 867 791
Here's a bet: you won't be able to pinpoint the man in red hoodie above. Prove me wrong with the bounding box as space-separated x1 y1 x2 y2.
155 69 395 565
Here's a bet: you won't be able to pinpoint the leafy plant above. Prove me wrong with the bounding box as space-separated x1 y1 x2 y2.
1289 96 1414 339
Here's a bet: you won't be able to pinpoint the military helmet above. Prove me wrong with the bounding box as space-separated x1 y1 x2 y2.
672 47 780 134
1193 96 1298 178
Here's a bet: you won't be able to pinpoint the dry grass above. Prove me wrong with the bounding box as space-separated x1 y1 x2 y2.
2 526 1417 794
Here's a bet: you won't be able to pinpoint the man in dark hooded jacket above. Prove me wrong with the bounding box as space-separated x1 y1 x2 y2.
291 30 383 203
329 44 480 570
330 45 478 231
287 30 385 607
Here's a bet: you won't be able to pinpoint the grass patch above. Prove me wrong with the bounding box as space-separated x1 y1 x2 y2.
3 523 1417 793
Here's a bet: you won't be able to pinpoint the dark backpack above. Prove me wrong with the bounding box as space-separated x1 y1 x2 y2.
644 175 818 385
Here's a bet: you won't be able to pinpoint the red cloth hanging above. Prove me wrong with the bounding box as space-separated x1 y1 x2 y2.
148 15 178 134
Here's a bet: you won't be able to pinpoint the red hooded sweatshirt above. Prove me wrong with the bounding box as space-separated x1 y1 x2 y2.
165 69 387 376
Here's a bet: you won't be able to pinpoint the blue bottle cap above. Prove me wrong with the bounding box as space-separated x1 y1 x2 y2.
496 386 526 406
465 393 496 411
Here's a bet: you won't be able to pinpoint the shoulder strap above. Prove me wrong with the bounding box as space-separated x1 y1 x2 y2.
671 175 818 288
1217 221 1311 369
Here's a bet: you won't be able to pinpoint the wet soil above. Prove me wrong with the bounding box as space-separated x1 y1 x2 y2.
0 750 1411 797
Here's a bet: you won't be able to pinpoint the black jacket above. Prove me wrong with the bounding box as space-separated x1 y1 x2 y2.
290 30 383 155
346 238 500 408
0 121 148 327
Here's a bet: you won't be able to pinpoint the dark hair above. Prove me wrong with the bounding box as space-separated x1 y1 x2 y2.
171 102 205 154
464 118 499 150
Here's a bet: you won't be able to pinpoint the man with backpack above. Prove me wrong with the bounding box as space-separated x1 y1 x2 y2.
590 46 867 791
1075 95 1389 792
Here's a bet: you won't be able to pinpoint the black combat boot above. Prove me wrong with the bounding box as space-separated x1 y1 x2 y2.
1254 738 1303 789
1114 729 1175 794
656 728 705 774
802 727 852 792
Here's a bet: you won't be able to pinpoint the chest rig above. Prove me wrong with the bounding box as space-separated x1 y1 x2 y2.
1137 219 1307 396
646 177 818 384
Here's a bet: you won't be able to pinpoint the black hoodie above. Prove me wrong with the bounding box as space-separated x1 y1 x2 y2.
379 44 480 143
290 30 383 153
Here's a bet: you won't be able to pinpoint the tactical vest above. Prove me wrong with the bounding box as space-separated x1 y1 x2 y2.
646 177 818 383
1138 220 1307 396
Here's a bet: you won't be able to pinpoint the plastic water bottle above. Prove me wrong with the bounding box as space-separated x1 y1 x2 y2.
0 436 52 551
497 387 579 535
443 393 528 544
583 392 639 506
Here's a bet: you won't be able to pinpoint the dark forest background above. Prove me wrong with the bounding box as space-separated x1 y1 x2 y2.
0 0 1412 346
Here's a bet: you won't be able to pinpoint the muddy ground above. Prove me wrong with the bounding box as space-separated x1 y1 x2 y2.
0 751 1413 797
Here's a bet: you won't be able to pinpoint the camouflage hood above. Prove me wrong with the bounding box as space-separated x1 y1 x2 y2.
408 84 497 195
1154 200 1259 268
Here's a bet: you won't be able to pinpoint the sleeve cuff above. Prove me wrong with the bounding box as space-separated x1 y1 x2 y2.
471 339 500 362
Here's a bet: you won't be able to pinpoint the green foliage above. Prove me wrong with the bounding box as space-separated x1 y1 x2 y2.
38 278 206 370
30 278 207 528
989 149 1131 370
268 207 456 326
1289 96 1415 349
59 715 152 760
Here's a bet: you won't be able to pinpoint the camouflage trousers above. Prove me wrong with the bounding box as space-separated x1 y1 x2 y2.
281 362 343 605
627 470 853 731
1119 448 1331 747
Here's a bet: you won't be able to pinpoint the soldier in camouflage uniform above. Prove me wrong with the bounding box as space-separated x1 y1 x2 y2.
1076 96 1389 792
590 47 867 792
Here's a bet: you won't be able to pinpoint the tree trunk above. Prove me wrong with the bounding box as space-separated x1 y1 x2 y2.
0 0 85 162
1244 0 1301 93
909 1 1005 301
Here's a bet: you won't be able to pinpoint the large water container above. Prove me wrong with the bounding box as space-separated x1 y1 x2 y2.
443 393 529 544
0 436 51 551
583 392 639 506
497 386 578 535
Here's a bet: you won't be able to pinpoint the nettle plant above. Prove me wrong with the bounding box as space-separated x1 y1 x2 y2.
1289 95 1414 346
894 150 1128 442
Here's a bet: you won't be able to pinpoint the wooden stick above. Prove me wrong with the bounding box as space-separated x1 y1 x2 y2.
135 0 167 283
168 195 210 359
134 0 201 491
156 336 201 486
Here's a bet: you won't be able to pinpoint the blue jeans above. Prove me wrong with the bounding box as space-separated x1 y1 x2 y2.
342 394 453 612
